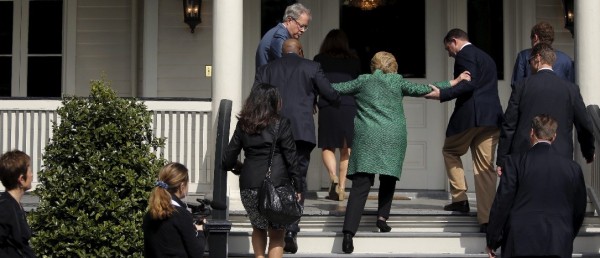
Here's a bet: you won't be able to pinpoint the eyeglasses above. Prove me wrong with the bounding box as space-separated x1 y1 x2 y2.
291 18 308 32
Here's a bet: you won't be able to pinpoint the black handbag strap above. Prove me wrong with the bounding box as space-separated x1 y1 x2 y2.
266 119 281 177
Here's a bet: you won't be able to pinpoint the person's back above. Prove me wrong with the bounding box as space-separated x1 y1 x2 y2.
443 43 503 136
511 21 575 87
511 48 574 86
509 70 581 158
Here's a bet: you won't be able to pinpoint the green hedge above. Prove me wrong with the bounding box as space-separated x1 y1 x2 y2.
29 78 166 257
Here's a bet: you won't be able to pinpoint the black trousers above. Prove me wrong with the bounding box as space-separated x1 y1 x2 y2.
286 140 315 233
342 173 397 235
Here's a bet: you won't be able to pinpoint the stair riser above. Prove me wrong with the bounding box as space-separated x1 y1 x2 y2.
227 233 600 254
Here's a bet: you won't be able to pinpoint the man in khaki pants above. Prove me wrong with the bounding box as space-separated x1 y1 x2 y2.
426 28 503 233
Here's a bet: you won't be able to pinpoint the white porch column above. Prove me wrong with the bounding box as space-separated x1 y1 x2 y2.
575 1 600 106
574 0 600 184
142 0 158 97
213 0 243 208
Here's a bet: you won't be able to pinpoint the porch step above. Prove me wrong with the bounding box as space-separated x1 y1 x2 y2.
224 189 600 257
226 214 600 257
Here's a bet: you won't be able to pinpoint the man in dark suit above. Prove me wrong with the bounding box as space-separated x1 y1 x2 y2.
486 114 587 258
511 21 574 88
426 28 503 233
254 38 340 253
496 42 595 175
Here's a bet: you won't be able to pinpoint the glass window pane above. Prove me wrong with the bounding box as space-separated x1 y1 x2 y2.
0 2 13 55
0 57 11 96
468 0 504 79
341 1 426 78
29 0 63 55
28 56 61 97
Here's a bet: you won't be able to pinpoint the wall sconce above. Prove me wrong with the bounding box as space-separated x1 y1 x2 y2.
183 0 202 33
562 0 574 37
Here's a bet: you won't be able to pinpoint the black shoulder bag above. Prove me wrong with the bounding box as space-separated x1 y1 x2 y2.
258 120 303 225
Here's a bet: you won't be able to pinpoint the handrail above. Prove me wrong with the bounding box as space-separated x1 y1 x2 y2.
586 105 600 215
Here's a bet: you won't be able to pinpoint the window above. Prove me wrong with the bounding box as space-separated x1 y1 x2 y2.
468 0 504 79
0 1 13 96
341 0 426 78
0 0 63 97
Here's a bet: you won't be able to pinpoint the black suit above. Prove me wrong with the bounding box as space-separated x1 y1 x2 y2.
254 53 341 233
487 142 587 258
222 118 302 192
497 69 595 167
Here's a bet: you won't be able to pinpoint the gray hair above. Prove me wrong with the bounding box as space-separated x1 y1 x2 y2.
283 3 311 21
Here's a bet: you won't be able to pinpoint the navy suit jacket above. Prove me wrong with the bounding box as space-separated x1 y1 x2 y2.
496 69 594 167
440 44 503 137
511 48 574 87
254 53 341 144
487 143 587 258
255 23 289 69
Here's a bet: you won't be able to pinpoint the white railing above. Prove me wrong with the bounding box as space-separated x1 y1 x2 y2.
0 99 213 193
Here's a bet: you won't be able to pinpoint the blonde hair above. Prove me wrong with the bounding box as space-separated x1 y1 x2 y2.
370 51 398 74
147 162 189 220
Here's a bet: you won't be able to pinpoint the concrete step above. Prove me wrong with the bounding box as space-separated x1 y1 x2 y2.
226 214 600 256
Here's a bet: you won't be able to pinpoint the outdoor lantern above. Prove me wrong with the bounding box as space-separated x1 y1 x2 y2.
562 0 574 37
183 0 202 33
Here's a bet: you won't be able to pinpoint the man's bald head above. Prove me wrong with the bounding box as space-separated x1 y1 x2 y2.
282 39 303 57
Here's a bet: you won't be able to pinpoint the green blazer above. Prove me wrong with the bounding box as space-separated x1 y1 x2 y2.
332 69 450 180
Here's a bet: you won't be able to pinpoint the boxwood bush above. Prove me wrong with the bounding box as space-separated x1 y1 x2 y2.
29 78 166 257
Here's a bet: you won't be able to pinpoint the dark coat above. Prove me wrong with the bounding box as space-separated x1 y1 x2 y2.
487 143 587 258
0 192 35 258
439 44 503 137
511 48 575 87
254 53 341 144
223 118 302 191
496 69 595 167
142 196 205 258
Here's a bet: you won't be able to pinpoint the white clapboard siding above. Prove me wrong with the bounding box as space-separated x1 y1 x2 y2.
0 99 213 193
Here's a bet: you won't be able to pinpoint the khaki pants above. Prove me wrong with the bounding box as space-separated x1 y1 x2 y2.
443 127 499 224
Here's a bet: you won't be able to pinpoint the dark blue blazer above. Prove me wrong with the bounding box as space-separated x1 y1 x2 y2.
440 44 503 137
487 143 587 258
254 53 341 144
255 23 289 69
496 69 595 167
511 48 575 87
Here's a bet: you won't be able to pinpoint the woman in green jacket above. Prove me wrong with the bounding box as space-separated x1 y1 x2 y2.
332 51 470 254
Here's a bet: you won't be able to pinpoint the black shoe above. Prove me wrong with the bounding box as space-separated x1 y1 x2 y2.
342 233 354 254
284 231 298 254
376 219 392 232
443 200 470 213
479 223 488 233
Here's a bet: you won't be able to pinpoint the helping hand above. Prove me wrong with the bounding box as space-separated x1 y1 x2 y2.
424 84 440 100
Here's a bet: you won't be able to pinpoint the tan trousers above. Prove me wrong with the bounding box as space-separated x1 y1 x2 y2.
443 127 499 224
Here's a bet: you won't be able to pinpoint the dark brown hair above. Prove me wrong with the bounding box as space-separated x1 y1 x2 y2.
0 150 31 190
530 42 556 66
531 21 554 44
237 83 281 134
318 29 358 59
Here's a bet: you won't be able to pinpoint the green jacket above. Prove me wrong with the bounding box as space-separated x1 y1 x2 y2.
332 69 450 180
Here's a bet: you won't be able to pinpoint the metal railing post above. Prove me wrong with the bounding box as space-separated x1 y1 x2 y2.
206 99 232 258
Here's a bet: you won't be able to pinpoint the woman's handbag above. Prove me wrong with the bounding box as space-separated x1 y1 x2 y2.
258 120 303 225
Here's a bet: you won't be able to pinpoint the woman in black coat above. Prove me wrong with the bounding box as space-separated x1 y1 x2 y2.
223 83 302 258
142 162 205 257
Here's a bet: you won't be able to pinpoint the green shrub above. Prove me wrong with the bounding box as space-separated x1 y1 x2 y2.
29 78 166 257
